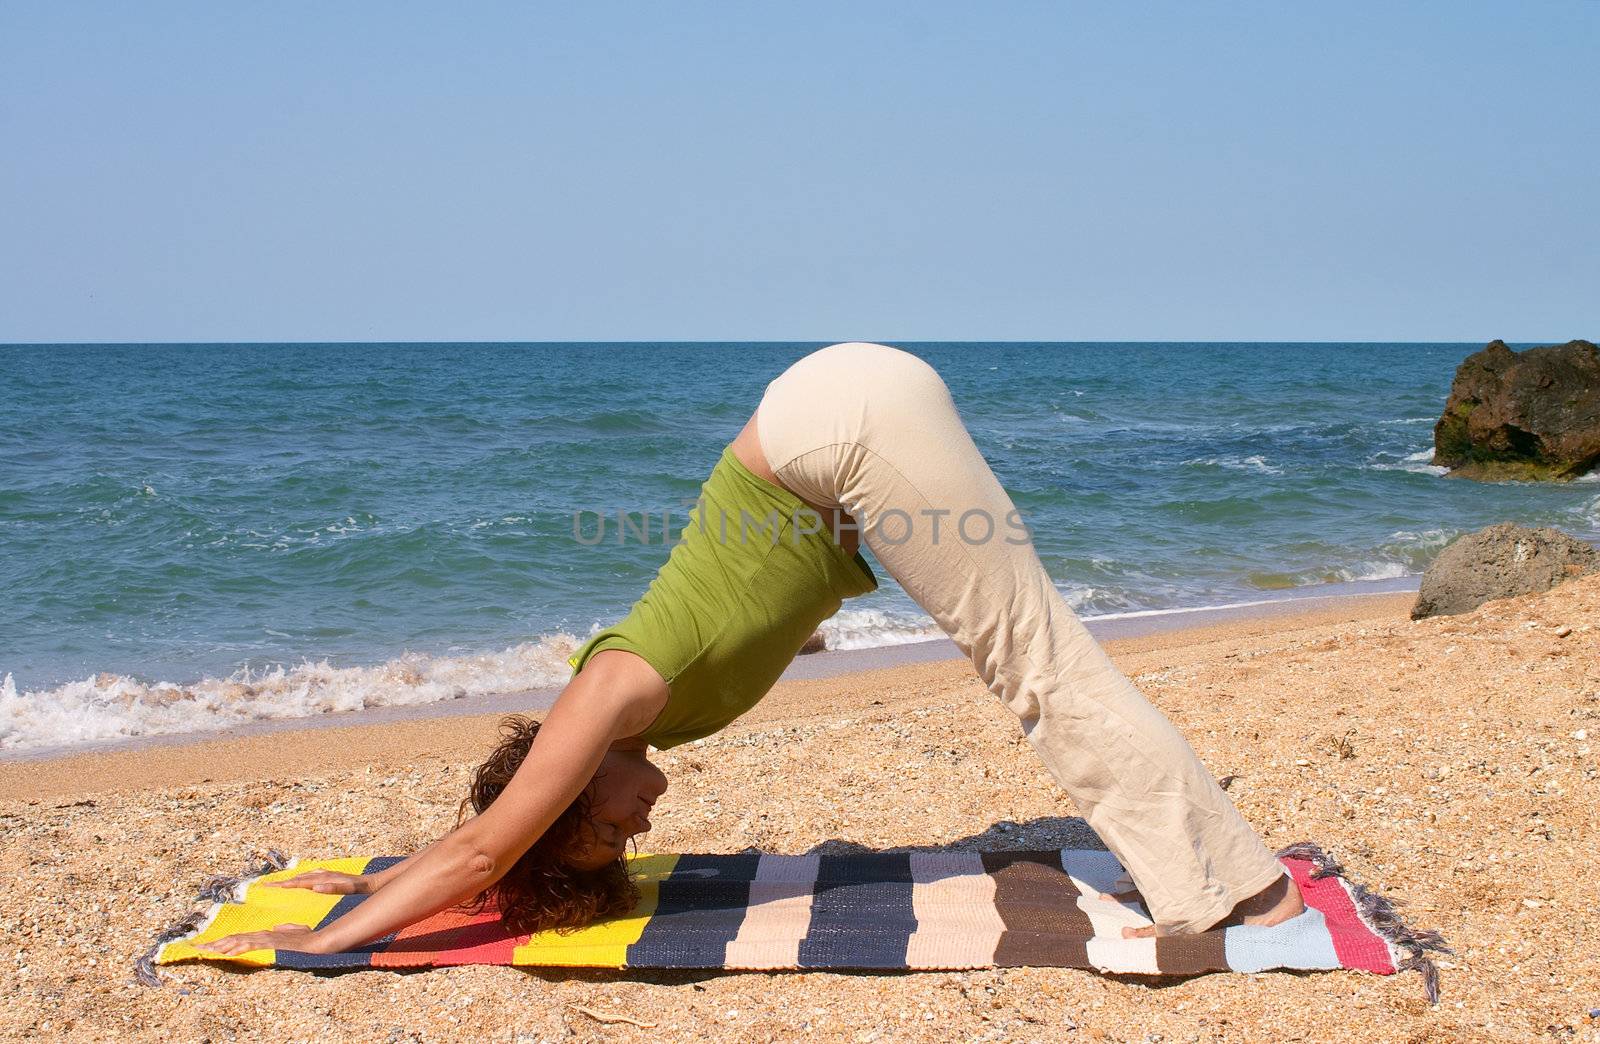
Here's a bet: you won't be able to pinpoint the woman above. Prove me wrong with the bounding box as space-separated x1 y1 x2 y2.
208 342 1302 956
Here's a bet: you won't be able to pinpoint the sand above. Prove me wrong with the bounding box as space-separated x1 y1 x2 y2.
2 582 1597 1041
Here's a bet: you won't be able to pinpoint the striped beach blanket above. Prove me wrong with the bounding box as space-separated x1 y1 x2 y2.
143 842 1447 1000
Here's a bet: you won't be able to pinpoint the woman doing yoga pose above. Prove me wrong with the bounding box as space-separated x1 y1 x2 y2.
207 342 1302 956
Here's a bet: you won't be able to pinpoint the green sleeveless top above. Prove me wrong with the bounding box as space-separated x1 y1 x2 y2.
566 447 877 749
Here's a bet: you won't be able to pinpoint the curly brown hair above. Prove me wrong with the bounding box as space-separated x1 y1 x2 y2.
455 714 639 934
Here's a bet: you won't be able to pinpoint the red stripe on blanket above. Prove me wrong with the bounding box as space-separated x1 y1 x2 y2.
1282 856 1394 974
370 904 521 968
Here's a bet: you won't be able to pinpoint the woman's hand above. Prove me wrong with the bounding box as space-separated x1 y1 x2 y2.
201 923 331 956
263 869 374 895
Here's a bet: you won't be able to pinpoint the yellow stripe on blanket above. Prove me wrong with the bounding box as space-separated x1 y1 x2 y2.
159 857 375 967
510 854 678 967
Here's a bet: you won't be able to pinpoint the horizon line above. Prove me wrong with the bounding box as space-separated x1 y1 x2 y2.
0 337 1564 348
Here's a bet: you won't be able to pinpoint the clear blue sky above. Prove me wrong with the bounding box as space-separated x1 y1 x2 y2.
2 2 1595 343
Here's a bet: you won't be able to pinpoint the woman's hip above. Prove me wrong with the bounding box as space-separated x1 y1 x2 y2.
755 342 963 504
755 344 1024 562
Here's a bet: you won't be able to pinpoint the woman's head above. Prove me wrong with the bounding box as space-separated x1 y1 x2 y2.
459 715 668 933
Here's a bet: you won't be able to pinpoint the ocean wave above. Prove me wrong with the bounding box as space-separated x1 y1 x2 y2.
1079 595 1289 621
1366 448 1448 476
1386 527 1456 553
580 409 670 434
1103 421 1307 440
1180 455 1283 476
1328 528 1456 583
1238 529 1452 592
1244 560 1417 589
0 635 584 752
817 608 942 650
819 588 1306 646
1332 561 1410 582
198 513 389 552
1059 584 1101 613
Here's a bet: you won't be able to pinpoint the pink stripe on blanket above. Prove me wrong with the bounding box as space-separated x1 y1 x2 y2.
1282 856 1394 974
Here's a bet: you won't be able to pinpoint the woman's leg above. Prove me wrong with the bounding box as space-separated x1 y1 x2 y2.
756 343 1293 935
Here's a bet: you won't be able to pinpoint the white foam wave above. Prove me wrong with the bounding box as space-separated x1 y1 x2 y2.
0 635 584 752
1367 448 1448 476
1180 455 1283 476
1334 561 1410 582
1322 529 1455 583
229 514 386 551
1387 528 1455 553
1058 583 1113 614
819 589 1308 647
1078 596 1288 622
817 608 942 651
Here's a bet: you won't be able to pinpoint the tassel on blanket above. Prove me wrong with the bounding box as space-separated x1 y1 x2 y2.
133 850 290 987
1274 841 1452 1004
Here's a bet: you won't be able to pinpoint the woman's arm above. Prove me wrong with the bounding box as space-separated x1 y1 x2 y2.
262 839 443 895
204 651 666 955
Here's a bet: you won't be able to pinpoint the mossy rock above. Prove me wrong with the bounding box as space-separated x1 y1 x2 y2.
1441 459 1582 483
1430 339 1600 482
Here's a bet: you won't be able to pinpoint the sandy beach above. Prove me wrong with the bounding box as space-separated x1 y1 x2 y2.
4 582 1597 1042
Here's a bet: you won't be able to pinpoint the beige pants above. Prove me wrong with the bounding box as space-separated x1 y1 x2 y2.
756 342 1285 933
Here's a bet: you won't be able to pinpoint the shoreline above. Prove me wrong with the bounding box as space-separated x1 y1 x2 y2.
0 583 1416 798
0 577 1418 767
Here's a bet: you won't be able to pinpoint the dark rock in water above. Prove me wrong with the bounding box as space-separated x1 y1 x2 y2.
1411 522 1599 619
1432 339 1600 482
798 630 827 655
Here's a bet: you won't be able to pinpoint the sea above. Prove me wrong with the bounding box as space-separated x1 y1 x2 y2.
3 342 1596 752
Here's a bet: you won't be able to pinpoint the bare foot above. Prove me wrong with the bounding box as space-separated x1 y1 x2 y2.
1118 872 1305 939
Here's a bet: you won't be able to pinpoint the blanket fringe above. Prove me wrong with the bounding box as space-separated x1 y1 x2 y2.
132 849 291 987
1276 840 1451 1004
